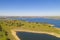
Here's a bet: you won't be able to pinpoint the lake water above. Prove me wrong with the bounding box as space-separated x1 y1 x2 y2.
10 17 60 28
16 32 60 40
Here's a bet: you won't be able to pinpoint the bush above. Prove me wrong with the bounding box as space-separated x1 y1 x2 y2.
6 38 10 40
0 25 2 31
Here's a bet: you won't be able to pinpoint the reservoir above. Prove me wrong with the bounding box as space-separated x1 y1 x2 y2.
16 32 60 40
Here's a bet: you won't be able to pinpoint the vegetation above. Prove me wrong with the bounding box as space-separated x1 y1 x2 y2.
0 19 60 40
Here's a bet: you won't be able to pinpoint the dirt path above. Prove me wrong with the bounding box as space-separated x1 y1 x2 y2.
11 30 21 40
11 29 60 40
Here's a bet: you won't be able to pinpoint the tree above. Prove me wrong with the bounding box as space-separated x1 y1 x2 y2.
0 25 2 31
5 31 8 36
6 38 10 40
48 26 51 27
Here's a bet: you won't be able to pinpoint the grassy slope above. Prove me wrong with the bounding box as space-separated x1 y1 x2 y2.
0 20 60 40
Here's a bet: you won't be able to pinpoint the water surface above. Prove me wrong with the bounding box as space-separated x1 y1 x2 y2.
10 17 60 27
17 32 60 40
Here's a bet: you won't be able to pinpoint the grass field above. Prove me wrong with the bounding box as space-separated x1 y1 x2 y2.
0 20 60 40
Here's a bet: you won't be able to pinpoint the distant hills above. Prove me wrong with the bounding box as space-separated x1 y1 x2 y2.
0 16 60 20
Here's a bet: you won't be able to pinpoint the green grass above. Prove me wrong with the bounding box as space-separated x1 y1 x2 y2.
0 31 7 40
0 20 60 40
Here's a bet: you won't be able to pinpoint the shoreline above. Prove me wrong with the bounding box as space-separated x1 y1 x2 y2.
11 30 21 40
11 29 60 40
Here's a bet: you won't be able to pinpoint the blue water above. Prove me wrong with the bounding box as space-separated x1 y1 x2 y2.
17 32 60 40
10 17 60 28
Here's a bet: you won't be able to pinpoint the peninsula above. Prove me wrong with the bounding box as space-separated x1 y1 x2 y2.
0 19 60 40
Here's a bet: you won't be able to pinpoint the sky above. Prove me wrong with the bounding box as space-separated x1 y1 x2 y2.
0 0 60 16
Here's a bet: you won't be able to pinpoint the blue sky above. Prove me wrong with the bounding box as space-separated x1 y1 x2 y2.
0 0 60 16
